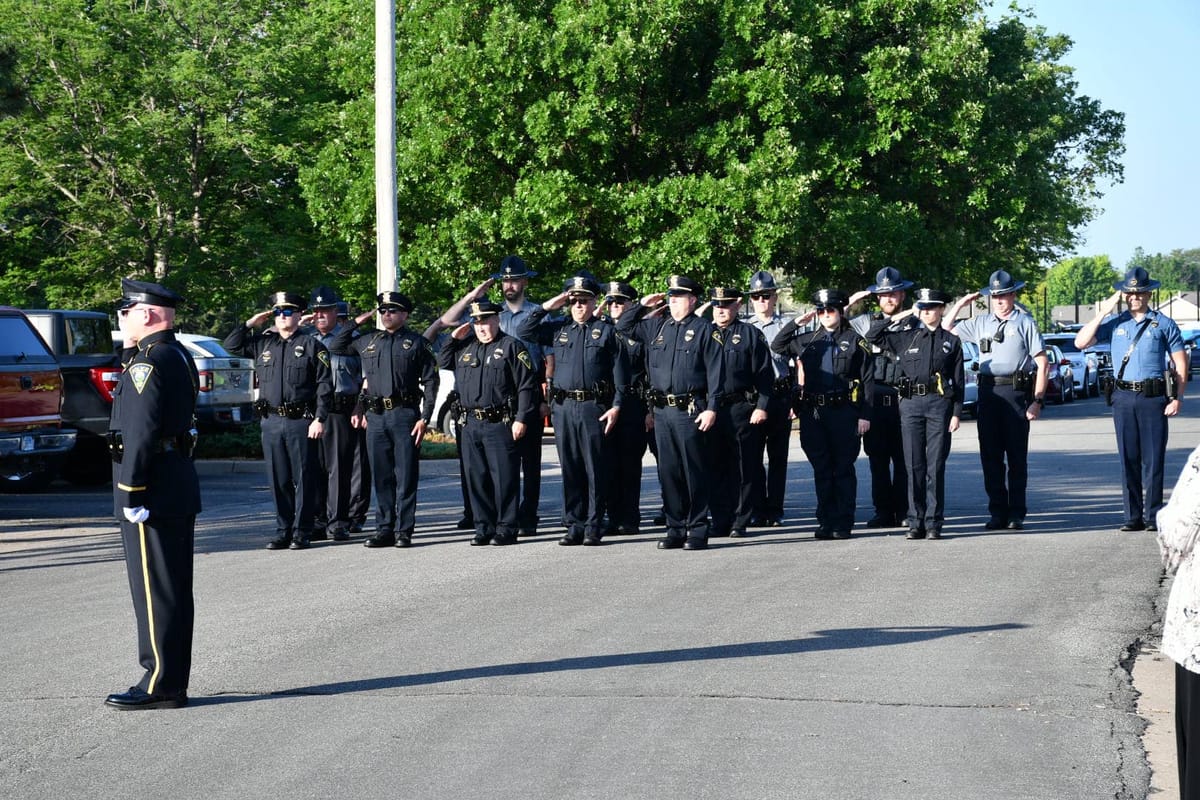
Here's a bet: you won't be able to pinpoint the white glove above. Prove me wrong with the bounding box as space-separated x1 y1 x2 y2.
123 506 150 524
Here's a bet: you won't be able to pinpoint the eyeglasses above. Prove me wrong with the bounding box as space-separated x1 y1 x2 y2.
379 307 404 315
273 308 296 317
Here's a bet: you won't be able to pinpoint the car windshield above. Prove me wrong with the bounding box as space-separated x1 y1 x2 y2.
182 337 233 358
0 317 57 363
1045 335 1081 353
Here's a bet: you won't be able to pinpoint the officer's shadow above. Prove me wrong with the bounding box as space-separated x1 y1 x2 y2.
191 622 1023 705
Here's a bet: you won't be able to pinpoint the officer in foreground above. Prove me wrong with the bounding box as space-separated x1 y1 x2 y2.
1075 266 1187 531
225 291 332 550
745 271 793 528
707 286 773 538
439 300 538 546
617 274 724 550
104 279 201 710
517 273 626 546
328 291 439 548
848 267 918 529
944 270 1047 531
772 289 873 539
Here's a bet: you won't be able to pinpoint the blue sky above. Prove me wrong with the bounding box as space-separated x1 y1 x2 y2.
994 1 1200 268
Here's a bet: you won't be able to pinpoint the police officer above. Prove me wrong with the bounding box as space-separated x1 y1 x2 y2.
1075 266 1187 531
866 289 963 539
603 281 653 535
746 271 793 528
616 275 724 550
494 255 546 537
337 301 372 533
707 286 773 538
305 287 363 541
225 291 333 550
772 289 873 539
516 273 626 546
848 267 918 529
438 300 538 546
104 279 201 710
945 270 1048 530
328 291 439 548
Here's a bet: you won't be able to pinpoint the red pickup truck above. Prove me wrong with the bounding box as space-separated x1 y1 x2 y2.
0 307 76 490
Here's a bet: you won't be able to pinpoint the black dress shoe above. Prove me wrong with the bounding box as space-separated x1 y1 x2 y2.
289 536 310 550
867 516 894 529
906 528 925 540
329 528 350 542
309 529 328 542
349 522 366 534
104 686 188 710
1148 523 1158 531
265 535 291 550
559 533 583 546
394 533 413 548
729 528 747 538
928 529 942 540
1007 518 1025 530
984 518 1008 530
491 532 517 546
455 517 474 530
832 530 851 540
582 535 602 546
682 537 708 550
470 533 492 546
365 532 396 547
710 529 731 538
1119 520 1147 532
517 528 536 538
615 524 640 536
652 513 667 525
657 537 684 549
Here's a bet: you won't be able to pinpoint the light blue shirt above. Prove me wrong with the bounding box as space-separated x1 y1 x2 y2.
955 309 1044 377
1094 309 1184 381
749 313 790 378
499 298 545 374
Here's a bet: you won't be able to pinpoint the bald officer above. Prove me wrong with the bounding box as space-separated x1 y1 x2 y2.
945 270 1047 531
617 275 724 550
104 279 201 710
1076 266 1187 531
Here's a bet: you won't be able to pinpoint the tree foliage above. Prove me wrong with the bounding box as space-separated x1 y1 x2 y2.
1042 254 1119 309
1127 247 1200 295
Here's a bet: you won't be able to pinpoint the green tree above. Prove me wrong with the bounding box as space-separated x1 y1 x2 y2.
1043 254 1119 308
1126 246 1200 296
301 0 1124 300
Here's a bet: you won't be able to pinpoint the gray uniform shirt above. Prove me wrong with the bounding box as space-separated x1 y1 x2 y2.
955 310 1044 377
749 313 791 379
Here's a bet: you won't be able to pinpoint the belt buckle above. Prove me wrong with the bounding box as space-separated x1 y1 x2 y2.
382 397 394 410
914 385 927 396
666 395 678 407
815 394 826 406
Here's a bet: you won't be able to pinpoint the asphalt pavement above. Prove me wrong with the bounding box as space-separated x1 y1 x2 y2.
0 393 1194 799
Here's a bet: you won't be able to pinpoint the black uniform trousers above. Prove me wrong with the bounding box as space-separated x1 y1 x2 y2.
798 404 861 533
366 406 421 535
607 396 649 530
754 394 791 522
863 390 907 522
317 410 357 531
976 384 1030 524
119 514 195 695
711 401 765 534
517 413 544 531
552 398 611 537
899 394 953 533
653 405 713 541
461 418 521 539
349 425 372 526
1112 387 1169 525
1177 662 1200 800
261 414 319 538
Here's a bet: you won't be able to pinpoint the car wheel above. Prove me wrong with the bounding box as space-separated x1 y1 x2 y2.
0 463 57 492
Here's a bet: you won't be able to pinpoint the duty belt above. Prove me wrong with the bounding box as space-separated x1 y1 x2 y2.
255 399 314 419
1117 378 1166 397
772 377 794 393
361 391 420 414
468 405 512 423
799 390 851 407
719 389 758 408
106 431 197 463
978 374 1015 386
647 391 697 408
551 387 612 403
330 393 359 414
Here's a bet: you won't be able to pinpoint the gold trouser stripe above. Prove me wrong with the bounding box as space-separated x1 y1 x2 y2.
118 483 147 492
138 522 162 694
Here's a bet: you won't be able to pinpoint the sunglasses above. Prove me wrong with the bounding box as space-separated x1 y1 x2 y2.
816 307 840 315
750 294 773 301
379 307 405 315
607 298 628 305
273 308 297 317
569 297 593 306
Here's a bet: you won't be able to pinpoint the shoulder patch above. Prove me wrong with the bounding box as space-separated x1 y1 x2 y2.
317 350 331 367
129 363 154 394
517 350 533 370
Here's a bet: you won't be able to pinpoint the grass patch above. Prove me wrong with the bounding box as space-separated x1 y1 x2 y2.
192 422 458 460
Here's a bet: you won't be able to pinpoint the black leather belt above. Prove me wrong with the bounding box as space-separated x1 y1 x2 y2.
468 406 512 422
978 375 1015 386
362 392 419 414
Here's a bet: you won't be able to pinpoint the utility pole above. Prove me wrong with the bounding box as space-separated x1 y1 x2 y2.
375 0 399 293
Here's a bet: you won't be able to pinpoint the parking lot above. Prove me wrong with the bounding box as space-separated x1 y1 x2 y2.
0 391 1193 799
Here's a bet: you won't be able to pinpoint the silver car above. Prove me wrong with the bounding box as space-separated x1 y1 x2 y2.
175 334 256 429
1043 333 1100 397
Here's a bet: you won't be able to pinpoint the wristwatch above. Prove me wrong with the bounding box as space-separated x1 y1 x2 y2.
1032 395 1045 407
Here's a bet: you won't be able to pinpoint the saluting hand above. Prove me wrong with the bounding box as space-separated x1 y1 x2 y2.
450 321 473 340
247 310 274 328
543 292 570 312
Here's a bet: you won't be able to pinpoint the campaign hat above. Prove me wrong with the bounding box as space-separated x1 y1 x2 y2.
492 254 537 280
1113 266 1160 293
866 267 914 294
980 270 1025 296
309 286 340 309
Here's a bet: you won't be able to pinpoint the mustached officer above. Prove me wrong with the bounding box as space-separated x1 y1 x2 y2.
225 291 333 550
104 279 201 710
772 289 873 539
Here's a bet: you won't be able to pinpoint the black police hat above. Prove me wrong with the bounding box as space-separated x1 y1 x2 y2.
980 269 1025 296
866 267 914 294
812 288 849 310
120 278 183 309
468 300 502 319
1113 266 1161 293
562 271 601 297
710 286 742 305
913 288 951 308
376 291 413 311
747 270 779 295
492 254 537 280
270 291 307 310
604 281 637 302
309 285 340 309
667 274 703 296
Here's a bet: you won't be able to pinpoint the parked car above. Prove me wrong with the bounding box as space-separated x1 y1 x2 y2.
113 332 256 431
1181 329 1200 375
1043 344 1075 404
1043 333 1100 398
23 309 121 484
961 340 979 418
0 307 76 490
